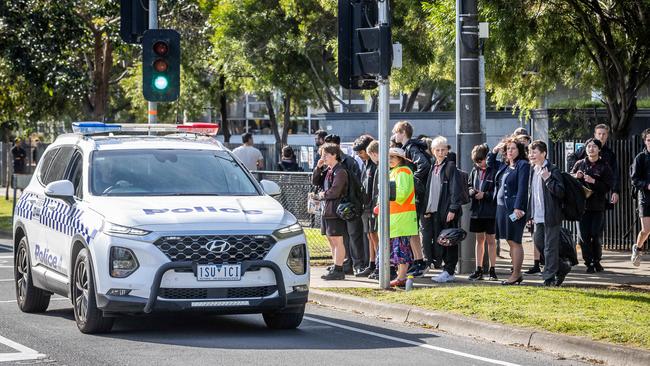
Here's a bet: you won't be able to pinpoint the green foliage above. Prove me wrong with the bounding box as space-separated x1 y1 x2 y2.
549 99 605 109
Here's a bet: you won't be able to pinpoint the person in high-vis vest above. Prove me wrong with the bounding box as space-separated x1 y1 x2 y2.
388 147 419 287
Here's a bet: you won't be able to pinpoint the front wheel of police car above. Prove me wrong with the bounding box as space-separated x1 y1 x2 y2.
263 303 305 329
14 237 51 313
72 248 114 334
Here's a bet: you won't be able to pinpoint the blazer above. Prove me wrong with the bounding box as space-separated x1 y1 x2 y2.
312 163 348 219
631 149 650 205
571 158 613 212
422 158 463 220
527 161 565 227
493 157 530 213
468 164 497 219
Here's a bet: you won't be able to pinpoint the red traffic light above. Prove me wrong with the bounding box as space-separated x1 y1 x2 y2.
153 41 169 56
153 59 168 72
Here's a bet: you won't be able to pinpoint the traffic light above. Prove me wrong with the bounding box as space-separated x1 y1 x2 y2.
338 0 391 90
120 0 148 44
142 29 180 102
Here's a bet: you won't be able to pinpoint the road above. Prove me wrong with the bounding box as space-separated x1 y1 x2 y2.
0 241 590 366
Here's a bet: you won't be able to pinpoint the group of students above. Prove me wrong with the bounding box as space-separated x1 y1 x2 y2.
311 121 649 287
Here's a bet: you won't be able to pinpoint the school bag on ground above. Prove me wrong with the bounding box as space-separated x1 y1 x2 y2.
560 172 586 221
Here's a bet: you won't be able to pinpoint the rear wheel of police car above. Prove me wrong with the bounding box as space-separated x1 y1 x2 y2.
262 304 305 329
14 237 51 312
72 248 114 333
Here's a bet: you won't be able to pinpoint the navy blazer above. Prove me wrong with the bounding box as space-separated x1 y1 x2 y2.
493 157 530 212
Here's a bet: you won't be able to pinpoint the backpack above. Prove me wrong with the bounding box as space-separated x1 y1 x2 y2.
559 228 579 266
337 160 363 221
446 164 471 205
630 153 645 201
560 172 586 221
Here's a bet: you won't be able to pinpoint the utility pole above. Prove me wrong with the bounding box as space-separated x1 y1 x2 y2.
377 0 391 289
456 0 482 274
148 0 158 124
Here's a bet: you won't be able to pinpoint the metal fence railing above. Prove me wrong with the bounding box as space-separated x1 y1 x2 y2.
251 171 331 259
551 136 647 250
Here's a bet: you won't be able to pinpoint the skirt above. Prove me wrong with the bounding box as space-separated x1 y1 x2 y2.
496 205 525 243
390 236 413 265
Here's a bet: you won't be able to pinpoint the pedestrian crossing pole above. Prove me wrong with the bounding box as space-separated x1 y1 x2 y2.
378 0 391 289
147 0 158 124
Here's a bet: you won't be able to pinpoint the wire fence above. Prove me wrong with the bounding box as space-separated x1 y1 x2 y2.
551 136 647 250
250 171 332 259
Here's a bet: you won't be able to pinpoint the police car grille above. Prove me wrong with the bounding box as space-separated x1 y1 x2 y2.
159 286 278 299
153 235 275 264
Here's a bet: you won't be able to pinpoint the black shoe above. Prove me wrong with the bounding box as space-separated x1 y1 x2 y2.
408 261 427 277
555 273 567 287
488 267 498 281
524 266 541 275
586 265 596 274
368 268 379 280
355 266 375 277
468 268 484 281
501 276 523 285
321 269 345 280
543 278 556 286
594 262 604 272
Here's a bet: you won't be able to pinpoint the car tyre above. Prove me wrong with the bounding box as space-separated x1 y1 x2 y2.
72 248 114 334
262 304 305 329
14 237 50 313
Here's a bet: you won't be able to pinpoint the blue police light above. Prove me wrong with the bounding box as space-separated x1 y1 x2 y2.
72 122 122 135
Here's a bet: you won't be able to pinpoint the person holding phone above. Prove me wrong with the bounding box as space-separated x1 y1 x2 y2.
492 137 530 285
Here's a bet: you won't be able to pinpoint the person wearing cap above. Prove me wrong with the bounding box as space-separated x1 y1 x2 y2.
571 138 614 273
385 147 418 287
422 136 463 283
11 138 27 174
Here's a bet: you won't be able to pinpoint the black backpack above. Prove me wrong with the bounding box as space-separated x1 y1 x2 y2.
445 164 471 205
337 161 363 221
630 153 645 201
559 228 579 266
560 172 586 221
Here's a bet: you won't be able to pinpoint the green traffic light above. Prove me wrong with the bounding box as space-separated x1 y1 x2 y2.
154 76 169 90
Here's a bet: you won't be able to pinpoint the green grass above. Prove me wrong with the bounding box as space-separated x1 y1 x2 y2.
304 227 332 260
323 286 650 350
0 197 14 233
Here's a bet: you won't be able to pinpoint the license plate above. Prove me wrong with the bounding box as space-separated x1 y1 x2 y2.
196 264 241 281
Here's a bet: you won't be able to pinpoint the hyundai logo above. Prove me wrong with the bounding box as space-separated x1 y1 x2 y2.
206 240 231 253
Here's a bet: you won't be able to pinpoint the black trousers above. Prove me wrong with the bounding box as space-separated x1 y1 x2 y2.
421 213 459 275
578 210 605 265
343 216 366 270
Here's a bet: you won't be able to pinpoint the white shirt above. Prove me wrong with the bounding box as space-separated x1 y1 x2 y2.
232 145 263 171
532 161 547 224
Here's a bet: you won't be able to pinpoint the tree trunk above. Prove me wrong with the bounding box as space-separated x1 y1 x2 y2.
281 95 290 146
370 93 378 112
89 28 112 121
218 75 231 142
264 93 281 146
403 87 420 112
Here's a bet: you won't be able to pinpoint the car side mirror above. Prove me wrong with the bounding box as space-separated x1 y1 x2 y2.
260 179 281 196
45 180 75 205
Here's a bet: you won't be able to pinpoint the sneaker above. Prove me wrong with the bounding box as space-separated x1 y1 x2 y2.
468 268 484 281
407 261 428 277
593 262 604 272
631 244 642 267
368 268 379 280
433 271 456 283
321 269 345 280
524 266 541 275
355 265 376 277
586 265 596 274
488 267 498 281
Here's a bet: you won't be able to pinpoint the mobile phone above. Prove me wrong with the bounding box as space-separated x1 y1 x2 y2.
509 212 518 222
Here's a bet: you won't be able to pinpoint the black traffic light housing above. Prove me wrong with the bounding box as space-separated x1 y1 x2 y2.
338 0 391 90
120 0 149 44
142 29 181 102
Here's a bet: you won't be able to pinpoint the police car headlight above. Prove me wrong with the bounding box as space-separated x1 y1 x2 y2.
104 222 151 236
273 223 303 240
110 247 139 278
287 244 306 275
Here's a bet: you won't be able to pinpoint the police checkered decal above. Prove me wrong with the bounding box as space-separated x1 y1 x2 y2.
39 198 96 243
15 192 36 220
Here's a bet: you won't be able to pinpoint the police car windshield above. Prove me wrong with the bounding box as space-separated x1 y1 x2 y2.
91 149 259 196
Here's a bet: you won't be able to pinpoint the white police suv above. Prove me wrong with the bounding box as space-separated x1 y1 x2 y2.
13 123 309 333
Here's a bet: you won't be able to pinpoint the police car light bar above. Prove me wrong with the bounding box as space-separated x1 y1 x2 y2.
72 122 219 136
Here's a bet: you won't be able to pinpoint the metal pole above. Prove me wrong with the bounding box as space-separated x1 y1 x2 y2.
148 0 158 124
456 0 482 274
378 0 391 289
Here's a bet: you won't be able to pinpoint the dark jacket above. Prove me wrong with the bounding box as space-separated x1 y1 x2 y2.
493 157 531 213
468 164 497 219
527 161 565 227
572 144 620 194
11 145 27 174
402 139 432 210
361 159 377 212
341 153 361 181
571 158 613 212
631 149 650 206
422 158 463 220
278 160 302 172
312 163 348 219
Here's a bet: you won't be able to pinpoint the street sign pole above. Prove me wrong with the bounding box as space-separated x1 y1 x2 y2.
378 0 391 289
148 0 158 124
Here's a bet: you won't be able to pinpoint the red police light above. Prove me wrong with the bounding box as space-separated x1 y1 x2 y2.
153 41 169 56
153 59 168 72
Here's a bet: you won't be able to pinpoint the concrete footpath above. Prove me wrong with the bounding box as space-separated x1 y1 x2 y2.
309 239 650 366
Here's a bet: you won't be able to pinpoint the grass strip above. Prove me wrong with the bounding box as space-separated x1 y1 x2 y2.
322 286 650 350
0 197 14 233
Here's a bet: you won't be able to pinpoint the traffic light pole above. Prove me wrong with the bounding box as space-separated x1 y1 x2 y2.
377 0 391 290
456 0 482 274
148 0 158 124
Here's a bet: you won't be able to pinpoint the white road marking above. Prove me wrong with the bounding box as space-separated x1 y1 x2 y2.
0 256 14 259
0 266 13 269
0 297 68 304
0 279 13 282
0 335 45 362
304 316 522 366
